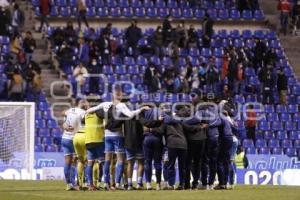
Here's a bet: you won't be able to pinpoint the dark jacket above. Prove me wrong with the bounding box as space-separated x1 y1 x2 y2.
202 17 214 37
125 25 142 46
23 38 36 53
124 116 144 151
277 73 288 91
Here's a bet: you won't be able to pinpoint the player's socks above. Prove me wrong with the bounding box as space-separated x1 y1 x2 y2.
77 162 85 187
98 164 103 184
137 176 143 186
128 178 133 186
104 160 111 184
93 162 99 186
71 165 76 185
115 161 124 185
64 164 72 184
86 163 93 186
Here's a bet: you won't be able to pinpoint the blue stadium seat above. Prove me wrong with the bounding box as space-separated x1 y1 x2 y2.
294 140 300 149
137 56 148 65
289 131 300 140
264 104 274 113
131 0 142 8
243 139 254 148
144 0 154 8
215 1 225 9
254 10 264 20
123 8 133 17
268 139 280 148
98 7 109 17
254 30 265 39
50 6 58 17
280 113 291 122
272 147 283 155
182 9 193 18
276 131 288 140
38 128 51 137
288 105 298 113
272 121 284 131
46 145 58 152
230 9 240 20
110 7 121 17
167 0 177 8
147 8 157 17
242 10 252 20
42 137 52 145
128 65 139 74
51 128 62 138
115 65 127 74
119 0 129 8
171 8 181 18
286 122 297 131
255 139 267 148
35 145 45 152
156 0 166 8
135 8 146 17
246 147 256 154
95 0 105 7
47 119 58 129
35 111 43 120
242 29 252 39
195 9 205 18
258 147 270 155
258 121 270 131
102 65 113 75
281 139 293 148
264 131 275 140
106 0 117 7
35 119 46 129
43 110 52 119
60 7 71 17
230 29 240 39
285 148 297 157
267 113 279 121
276 105 287 113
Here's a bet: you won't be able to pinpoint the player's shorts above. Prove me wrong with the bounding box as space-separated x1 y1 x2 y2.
61 138 75 156
125 148 144 161
104 136 125 153
73 133 86 161
86 142 105 162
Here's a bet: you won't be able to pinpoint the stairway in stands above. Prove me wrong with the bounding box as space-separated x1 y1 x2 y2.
260 0 300 80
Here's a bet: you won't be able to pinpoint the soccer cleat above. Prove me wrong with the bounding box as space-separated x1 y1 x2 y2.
65 184 75 191
115 184 124 190
175 185 184 190
156 184 161 191
88 185 97 191
162 182 169 190
127 185 135 191
209 185 215 190
198 185 208 190
167 185 175 190
214 185 226 190
136 184 143 190
146 182 152 190
191 184 198 190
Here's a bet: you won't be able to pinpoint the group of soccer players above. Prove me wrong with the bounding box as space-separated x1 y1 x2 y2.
61 89 239 191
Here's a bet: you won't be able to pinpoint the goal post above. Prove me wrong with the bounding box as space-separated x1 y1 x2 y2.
0 102 35 179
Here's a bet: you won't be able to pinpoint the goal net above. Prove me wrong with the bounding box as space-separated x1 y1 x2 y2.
0 102 35 179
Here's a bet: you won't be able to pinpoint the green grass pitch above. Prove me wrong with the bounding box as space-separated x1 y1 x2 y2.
0 181 299 200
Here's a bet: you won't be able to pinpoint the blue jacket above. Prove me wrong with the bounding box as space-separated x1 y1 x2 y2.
220 116 234 138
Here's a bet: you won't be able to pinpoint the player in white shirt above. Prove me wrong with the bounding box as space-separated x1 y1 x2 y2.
62 99 88 191
86 89 149 190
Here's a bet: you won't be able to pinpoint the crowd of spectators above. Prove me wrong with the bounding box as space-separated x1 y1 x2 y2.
0 2 42 101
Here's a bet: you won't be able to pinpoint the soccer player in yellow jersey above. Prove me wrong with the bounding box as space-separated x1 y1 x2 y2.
84 106 105 191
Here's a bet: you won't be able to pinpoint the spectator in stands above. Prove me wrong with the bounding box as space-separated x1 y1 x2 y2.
221 52 230 82
88 40 97 59
187 25 198 49
202 13 214 48
191 67 200 91
23 31 36 64
88 58 100 95
77 0 89 30
253 38 267 71
245 105 257 143
78 37 90 65
0 6 10 36
174 73 189 93
31 69 42 101
264 47 278 67
221 85 232 100
163 68 176 93
125 20 142 57
38 0 51 32
176 21 187 48
152 26 164 58
73 62 88 87
277 68 288 105
278 0 292 35
144 62 160 92
97 31 111 64
57 41 73 66
261 67 275 104
10 34 22 63
168 41 179 67
206 57 219 93
237 0 251 13
199 62 207 87
8 69 25 101
64 21 77 46
162 15 172 46
234 63 245 95
11 4 24 36
102 23 112 37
